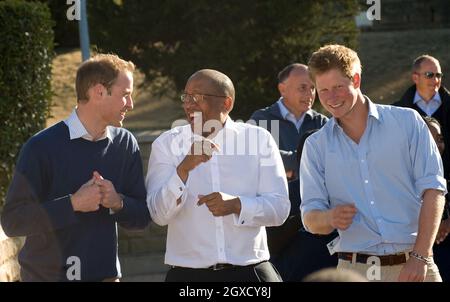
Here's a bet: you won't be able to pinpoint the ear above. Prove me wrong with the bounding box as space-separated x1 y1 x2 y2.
223 96 233 112
87 83 106 102
412 72 419 85
278 82 285 96
352 73 361 89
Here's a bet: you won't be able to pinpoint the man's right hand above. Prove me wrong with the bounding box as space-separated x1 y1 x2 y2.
70 176 102 212
327 204 357 230
177 138 220 183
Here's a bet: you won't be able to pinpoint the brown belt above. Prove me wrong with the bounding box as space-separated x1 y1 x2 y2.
338 252 408 266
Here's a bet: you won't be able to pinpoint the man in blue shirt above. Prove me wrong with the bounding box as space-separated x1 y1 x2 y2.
250 64 327 180
393 55 450 281
300 44 446 282
1 54 151 281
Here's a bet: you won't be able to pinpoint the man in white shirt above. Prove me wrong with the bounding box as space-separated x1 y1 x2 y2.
146 69 290 282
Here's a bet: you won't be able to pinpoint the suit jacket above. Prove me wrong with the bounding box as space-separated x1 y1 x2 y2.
250 102 328 173
393 85 450 219
393 85 450 180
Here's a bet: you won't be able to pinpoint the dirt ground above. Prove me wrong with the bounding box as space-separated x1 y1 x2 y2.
48 28 450 130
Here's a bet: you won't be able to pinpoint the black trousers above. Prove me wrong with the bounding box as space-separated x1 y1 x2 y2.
434 236 450 282
165 261 282 282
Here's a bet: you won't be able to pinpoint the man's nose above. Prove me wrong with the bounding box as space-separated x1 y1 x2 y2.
184 99 196 110
126 95 134 110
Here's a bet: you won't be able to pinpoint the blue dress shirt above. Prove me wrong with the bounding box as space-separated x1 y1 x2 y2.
300 98 447 255
413 91 442 117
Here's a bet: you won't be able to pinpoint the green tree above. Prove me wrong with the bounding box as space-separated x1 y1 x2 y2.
91 0 360 119
0 0 54 207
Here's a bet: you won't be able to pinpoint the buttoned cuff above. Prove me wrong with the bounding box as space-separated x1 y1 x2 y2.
165 170 189 211
233 196 259 226
168 171 186 199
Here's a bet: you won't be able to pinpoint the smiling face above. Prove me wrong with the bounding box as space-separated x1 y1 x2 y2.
428 121 445 155
413 58 442 102
315 68 360 120
278 67 315 118
183 75 229 136
98 71 134 127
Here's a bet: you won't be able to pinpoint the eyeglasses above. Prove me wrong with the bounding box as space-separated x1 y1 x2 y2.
180 92 228 104
416 71 444 79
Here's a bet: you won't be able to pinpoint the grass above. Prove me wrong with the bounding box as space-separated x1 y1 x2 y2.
48 28 450 131
359 28 450 105
47 48 185 131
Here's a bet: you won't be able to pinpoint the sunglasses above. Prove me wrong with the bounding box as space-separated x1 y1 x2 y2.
417 71 444 79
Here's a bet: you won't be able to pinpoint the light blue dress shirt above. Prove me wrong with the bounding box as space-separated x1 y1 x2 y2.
300 98 447 255
277 98 307 132
413 91 442 117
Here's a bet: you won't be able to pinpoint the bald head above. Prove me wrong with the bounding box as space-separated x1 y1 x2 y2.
413 55 440 73
278 64 309 83
189 69 235 102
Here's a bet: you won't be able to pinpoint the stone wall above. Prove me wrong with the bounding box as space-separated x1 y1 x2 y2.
0 129 167 282
119 130 169 281
372 0 450 30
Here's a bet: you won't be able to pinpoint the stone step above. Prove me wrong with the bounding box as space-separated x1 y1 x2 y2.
119 252 169 277
121 273 166 282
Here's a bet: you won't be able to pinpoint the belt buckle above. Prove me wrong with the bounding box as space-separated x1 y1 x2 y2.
211 263 226 271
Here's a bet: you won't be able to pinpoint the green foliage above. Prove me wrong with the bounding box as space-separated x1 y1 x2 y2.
35 0 118 48
42 0 79 47
0 0 54 207
91 0 360 119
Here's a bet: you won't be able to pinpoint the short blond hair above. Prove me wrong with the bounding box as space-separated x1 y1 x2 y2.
308 44 361 81
76 54 135 102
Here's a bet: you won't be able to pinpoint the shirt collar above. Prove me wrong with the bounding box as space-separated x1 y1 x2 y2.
182 116 238 140
330 95 380 130
64 109 112 141
413 91 442 105
277 97 312 120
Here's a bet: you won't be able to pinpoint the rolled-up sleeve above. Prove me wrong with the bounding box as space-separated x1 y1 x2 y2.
299 136 330 232
408 111 447 197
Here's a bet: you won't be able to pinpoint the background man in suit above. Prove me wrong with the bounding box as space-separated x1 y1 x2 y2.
250 63 327 180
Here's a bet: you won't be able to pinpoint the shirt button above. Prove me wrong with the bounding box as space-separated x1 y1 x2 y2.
364 180 369 184
370 201 374 205
361 159 365 163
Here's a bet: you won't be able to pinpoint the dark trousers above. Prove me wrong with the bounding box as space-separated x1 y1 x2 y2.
272 231 338 282
165 261 282 282
434 236 450 282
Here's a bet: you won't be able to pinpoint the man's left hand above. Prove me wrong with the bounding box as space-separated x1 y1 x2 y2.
398 257 427 282
197 192 241 217
93 171 123 212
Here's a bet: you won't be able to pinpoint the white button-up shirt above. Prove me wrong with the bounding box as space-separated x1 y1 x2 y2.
146 118 290 268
